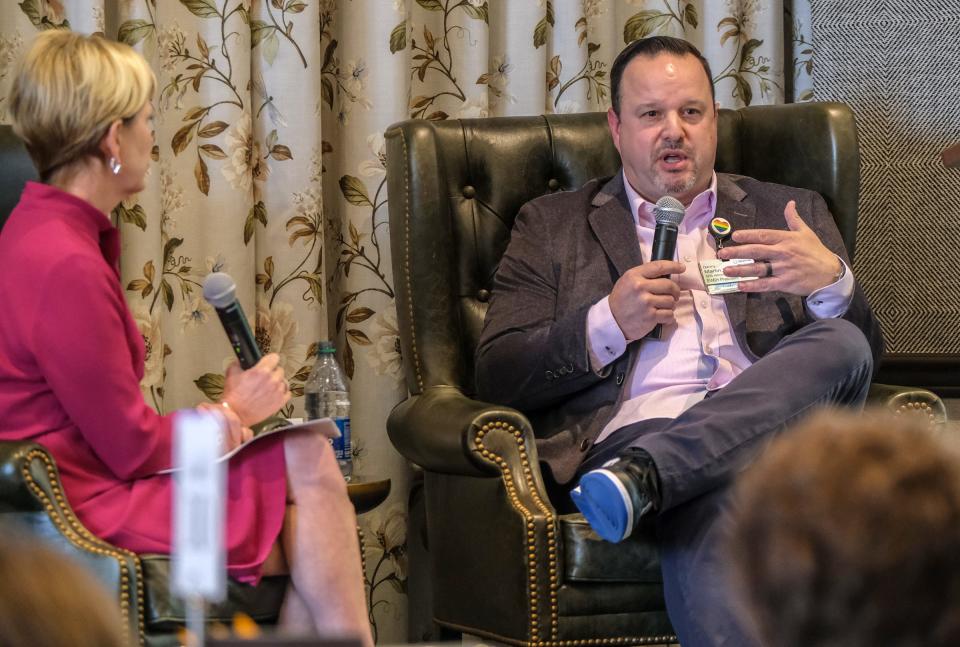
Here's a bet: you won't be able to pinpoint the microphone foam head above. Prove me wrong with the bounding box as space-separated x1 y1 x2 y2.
202 272 237 309
654 196 685 226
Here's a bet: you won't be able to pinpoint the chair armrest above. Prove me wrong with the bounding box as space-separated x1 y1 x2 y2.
387 384 540 478
392 388 568 640
0 440 145 646
868 383 947 426
0 440 51 511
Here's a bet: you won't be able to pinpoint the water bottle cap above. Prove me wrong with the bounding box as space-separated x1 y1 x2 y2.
317 340 336 354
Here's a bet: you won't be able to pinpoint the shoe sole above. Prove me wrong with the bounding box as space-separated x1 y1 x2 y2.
571 469 633 542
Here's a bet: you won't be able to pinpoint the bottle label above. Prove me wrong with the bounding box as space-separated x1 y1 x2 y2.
332 417 351 462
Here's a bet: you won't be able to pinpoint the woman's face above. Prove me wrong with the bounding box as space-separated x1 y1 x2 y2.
117 102 154 195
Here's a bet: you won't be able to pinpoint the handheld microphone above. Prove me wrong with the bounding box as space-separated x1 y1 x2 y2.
647 196 685 340
202 272 262 369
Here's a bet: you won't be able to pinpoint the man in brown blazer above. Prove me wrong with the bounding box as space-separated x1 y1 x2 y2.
475 36 881 647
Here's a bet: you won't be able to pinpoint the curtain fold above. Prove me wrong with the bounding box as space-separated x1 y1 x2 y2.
0 1 811 640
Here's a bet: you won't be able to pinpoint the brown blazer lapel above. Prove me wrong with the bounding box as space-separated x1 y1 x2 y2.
716 175 755 328
588 173 642 277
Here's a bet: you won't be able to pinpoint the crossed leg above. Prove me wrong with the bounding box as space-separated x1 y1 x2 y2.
262 429 372 647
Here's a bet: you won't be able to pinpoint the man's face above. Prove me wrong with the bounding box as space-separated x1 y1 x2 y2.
607 52 717 206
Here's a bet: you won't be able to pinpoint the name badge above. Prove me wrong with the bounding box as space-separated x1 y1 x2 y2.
699 258 758 295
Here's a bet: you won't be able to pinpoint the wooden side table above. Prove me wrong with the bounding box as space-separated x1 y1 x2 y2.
346 476 391 514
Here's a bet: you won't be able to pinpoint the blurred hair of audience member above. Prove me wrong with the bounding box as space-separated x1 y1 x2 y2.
0 535 126 647
731 410 960 647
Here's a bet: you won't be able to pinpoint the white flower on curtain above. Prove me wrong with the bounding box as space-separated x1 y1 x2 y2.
456 94 489 118
724 0 759 34
159 161 183 238
584 0 607 19
92 6 104 33
222 113 271 194
156 23 185 77
131 303 165 410
179 295 213 332
0 31 23 85
365 308 403 381
358 133 386 179
476 54 516 107
255 301 307 376
336 58 373 124
205 254 227 275
132 304 164 387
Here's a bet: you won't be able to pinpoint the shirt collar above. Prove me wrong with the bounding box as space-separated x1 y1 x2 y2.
622 170 717 232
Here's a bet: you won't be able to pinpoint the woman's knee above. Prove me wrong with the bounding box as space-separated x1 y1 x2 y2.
283 431 349 498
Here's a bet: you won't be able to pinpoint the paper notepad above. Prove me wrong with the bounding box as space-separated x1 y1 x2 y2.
159 416 340 474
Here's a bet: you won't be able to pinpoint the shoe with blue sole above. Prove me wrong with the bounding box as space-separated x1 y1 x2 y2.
570 449 662 543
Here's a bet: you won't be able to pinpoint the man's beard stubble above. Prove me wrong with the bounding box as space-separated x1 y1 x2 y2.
651 144 699 198
654 166 698 197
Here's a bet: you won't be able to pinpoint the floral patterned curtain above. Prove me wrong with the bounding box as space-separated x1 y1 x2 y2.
0 0 812 641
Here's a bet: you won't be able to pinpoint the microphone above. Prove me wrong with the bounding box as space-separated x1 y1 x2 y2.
647 196 685 340
202 272 262 369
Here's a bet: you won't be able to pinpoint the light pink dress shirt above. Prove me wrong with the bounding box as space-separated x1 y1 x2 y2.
588 172 854 443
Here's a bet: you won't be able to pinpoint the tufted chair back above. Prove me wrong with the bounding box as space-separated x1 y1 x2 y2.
0 124 37 230
387 104 859 403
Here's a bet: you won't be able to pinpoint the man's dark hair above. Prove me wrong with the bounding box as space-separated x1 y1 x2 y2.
610 36 715 115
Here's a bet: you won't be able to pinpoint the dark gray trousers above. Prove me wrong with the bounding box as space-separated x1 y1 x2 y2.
578 318 875 647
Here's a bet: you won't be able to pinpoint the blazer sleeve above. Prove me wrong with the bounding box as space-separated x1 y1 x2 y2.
805 190 884 365
30 255 174 479
475 199 608 411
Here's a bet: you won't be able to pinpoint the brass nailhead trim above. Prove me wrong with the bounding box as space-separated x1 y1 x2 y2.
894 401 939 427
441 618 676 646
398 130 424 391
475 421 560 641
22 449 145 647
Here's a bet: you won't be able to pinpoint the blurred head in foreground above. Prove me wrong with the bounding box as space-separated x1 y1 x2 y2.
0 534 126 647
731 410 960 647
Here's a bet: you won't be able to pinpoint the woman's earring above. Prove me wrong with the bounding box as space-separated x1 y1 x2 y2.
109 157 122 175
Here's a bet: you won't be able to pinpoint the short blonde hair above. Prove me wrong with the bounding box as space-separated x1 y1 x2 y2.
8 30 155 180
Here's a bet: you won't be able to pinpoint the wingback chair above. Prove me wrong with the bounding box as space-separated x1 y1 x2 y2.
0 124 287 647
384 103 947 646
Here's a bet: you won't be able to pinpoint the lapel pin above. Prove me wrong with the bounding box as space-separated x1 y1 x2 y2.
708 216 733 249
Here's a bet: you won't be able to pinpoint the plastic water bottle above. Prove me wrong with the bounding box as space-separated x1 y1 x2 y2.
304 340 352 480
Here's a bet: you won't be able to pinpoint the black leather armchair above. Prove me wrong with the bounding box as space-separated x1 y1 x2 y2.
384 104 946 647
0 125 286 647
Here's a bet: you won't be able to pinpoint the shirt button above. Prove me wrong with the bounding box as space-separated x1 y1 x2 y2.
699 300 707 308
684 255 692 262
813 300 823 305
615 372 625 386
580 438 591 452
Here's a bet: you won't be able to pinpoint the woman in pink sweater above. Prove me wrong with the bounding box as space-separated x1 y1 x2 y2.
0 30 370 644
